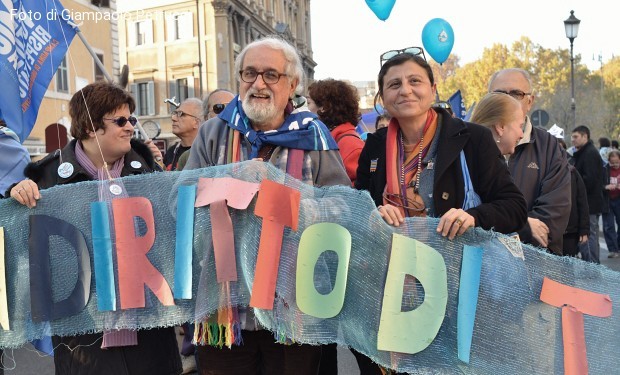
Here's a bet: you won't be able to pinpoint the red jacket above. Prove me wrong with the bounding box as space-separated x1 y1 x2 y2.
331 123 364 185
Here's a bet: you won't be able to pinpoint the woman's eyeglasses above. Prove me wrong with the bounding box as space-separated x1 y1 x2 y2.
211 103 229 115
492 89 532 101
380 47 426 66
239 68 288 84
103 116 138 127
383 192 426 214
171 110 201 120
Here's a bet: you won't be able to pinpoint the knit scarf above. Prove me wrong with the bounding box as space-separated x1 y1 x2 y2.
385 109 437 217
218 95 338 159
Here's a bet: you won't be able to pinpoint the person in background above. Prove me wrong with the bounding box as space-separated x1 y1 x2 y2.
603 150 620 258
556 138 589 256
488 68 571 255
164 97 203 171
374 113 390 131
0 120 31 375
612 140 619 150
176 90 236 172
354 47 526 374
185 36 350 375
0 120 30 198
571 125 605 263
431 101 453 116
7 81 180 375
469 92 524 156
308 78 364 185
203 89 235 121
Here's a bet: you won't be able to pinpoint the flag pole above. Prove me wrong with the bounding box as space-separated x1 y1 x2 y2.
73 28 150 141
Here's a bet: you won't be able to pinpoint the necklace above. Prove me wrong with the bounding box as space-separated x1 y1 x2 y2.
400 130 424 193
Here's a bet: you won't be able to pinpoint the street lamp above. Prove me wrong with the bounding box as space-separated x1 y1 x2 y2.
564 10 580 128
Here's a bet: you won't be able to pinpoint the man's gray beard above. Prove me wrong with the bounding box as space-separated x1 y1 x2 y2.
242 97 278 125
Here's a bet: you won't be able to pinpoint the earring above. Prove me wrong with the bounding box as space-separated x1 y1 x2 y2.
496 135 501 143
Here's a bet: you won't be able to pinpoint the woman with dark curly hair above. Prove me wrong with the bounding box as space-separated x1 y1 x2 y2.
308 79 364 185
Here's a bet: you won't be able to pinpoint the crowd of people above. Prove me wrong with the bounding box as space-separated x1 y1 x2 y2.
1 35 618 374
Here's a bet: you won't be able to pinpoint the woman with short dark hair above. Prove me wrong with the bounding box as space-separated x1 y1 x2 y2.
8 81 180 375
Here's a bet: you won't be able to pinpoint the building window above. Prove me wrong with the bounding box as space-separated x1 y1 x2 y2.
131 20 153 46
168 77 194 103
56 57 69 93
136 21 146 45
130 81 155 116
167 12 193 41
91 0 110 7
176 78 189 102
94 53 105 81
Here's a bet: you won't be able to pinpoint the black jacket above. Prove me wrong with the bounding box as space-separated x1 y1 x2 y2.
355 109 527 234
572 141 605 214
17 139 181 375
565 165 590 236
21 139 159 189
507 124 571 254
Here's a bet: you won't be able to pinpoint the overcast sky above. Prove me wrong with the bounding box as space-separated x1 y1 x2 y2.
311 0 618 81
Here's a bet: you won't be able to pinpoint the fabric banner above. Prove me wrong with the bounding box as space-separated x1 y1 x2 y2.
0 0 77 142
0 161 618 374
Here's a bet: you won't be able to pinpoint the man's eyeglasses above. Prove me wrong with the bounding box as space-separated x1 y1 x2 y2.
211 103 229 115
380 47 426 66
103 116 137 127
492 89 532 100
239 69 288 84
171 110 201 120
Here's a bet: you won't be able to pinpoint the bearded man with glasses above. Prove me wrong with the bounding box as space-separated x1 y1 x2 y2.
488 68 571 256
185 36 350 375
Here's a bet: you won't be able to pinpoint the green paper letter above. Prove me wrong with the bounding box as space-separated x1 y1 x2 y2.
377 233 448 354
296 223 351 319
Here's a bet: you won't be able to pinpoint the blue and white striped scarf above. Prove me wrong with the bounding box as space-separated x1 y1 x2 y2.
218 95 338 159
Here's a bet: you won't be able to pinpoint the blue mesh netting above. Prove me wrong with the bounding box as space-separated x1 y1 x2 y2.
0 161 618 374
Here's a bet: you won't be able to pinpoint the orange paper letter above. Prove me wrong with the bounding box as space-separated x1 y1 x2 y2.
540 277 612 375
113 197 174 309
250 180 300 309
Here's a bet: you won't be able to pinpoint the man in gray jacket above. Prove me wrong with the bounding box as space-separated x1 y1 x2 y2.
488 68 571 255
185 36 349 375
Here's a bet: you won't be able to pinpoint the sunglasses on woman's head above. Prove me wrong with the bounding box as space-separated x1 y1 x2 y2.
211 103 229 115
379 47 426 66
104 116 138 127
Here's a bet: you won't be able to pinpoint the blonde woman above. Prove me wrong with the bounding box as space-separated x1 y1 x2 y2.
470 92 524 156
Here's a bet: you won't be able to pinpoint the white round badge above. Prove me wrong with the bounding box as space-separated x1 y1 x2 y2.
130 161 142 169
57 162 74 178
109 184 123 196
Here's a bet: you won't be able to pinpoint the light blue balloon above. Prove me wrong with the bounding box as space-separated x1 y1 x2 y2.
365 0 396 21
421 18 455 64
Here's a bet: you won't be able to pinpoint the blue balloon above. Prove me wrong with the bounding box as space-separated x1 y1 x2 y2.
365 0 396 21
421 18 455 64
